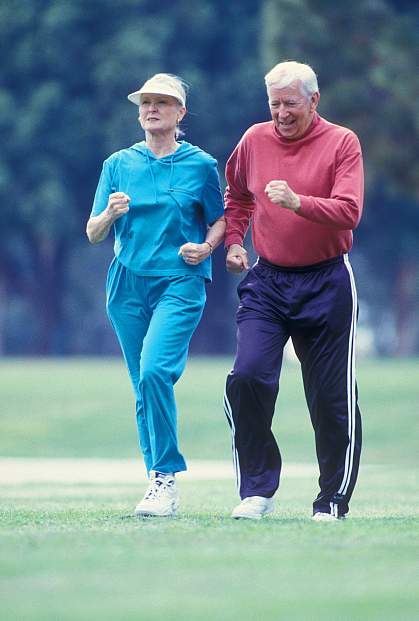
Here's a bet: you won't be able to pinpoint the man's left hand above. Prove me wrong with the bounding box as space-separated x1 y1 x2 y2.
265 180 301 212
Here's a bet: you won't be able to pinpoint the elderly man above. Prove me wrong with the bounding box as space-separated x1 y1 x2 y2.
224 61 364 521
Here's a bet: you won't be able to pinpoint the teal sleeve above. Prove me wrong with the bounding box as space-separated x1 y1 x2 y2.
90 158 116 217
201 160 225 225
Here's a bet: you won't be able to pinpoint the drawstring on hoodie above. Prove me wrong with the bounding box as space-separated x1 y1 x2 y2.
169 155 174 190
145 150 183 210
131 141 201 210
145 150 177 207
145 150 158 206
168 154 184 210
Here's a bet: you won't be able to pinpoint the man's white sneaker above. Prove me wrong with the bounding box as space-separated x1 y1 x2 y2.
312 512 344 522
231 496 275 520
134 472 179 517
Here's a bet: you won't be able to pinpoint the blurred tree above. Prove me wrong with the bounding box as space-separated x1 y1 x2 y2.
0 0 262 354
261 0 419 354
1 0 107 352
2 0 419 355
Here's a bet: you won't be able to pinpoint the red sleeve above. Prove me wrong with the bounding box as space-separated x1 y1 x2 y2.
224 136 256 247
297 132 364 230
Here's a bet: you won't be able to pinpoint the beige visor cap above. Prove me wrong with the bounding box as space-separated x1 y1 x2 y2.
127 74 186 107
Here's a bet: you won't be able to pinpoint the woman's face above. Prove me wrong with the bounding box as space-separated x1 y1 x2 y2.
139 93 185 136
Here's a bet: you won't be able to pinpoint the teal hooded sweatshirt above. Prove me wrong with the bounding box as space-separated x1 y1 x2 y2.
91 141 224 281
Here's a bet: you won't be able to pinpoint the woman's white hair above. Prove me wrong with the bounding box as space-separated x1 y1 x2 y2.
264 61 319 98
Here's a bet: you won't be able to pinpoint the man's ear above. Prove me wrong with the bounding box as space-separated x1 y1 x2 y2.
311 92 320 112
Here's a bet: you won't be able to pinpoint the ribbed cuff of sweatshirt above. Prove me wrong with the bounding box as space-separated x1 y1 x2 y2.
295 195 312 218
225 234 245 249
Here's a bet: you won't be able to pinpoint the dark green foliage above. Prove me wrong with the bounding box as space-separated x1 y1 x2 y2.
1 0 419 354
262 0 419 354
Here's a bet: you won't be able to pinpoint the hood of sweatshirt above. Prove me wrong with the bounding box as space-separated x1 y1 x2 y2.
130 140 202 161
128 141 204 205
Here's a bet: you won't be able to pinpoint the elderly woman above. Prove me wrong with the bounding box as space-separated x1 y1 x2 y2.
86 73 225 517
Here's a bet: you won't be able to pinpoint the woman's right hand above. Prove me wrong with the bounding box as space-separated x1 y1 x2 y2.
105 192 131 222
86 192 131 244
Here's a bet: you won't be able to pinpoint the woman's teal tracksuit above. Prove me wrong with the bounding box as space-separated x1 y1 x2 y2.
91 141 224 473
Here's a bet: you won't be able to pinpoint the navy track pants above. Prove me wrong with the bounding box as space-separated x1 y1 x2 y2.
224 255 362 517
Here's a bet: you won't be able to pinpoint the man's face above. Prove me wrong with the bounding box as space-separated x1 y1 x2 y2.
268 81 319 140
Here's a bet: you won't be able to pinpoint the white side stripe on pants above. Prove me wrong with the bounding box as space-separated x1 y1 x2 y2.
330 502 339 517
338 254 358 496
224 384 241 492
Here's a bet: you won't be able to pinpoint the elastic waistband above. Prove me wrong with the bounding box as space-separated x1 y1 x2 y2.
257 255 344 273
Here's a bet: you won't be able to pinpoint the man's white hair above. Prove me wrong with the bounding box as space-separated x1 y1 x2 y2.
264 61 319 98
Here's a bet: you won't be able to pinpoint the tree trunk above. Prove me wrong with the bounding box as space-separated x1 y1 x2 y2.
394 260 419 356
29 234 67 355
0 272 7 355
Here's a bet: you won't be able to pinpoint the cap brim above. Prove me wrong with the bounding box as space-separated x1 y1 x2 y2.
127 91 141 105
127 88 184 107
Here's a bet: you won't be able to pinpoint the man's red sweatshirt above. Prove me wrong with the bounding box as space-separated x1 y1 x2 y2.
224 113 364 267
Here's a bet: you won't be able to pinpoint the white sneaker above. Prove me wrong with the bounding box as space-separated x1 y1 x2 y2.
231 496 275 520
312 512 344 522
134 472 179 517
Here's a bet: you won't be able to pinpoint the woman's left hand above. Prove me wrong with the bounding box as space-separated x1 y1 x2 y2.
178 242 211 265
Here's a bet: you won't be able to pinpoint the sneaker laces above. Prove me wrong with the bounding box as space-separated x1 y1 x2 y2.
144 475 174 501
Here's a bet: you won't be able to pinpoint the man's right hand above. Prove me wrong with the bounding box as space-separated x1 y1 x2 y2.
105 192 130 222
226 244 249 274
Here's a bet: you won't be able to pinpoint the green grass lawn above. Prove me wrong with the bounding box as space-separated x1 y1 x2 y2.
1 356 418 465
0 357 418 621
1 473 418 621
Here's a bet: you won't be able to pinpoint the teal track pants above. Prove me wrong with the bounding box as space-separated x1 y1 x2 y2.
106 258 206 474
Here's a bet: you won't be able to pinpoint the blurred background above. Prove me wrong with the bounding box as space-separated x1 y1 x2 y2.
1 0 418 359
